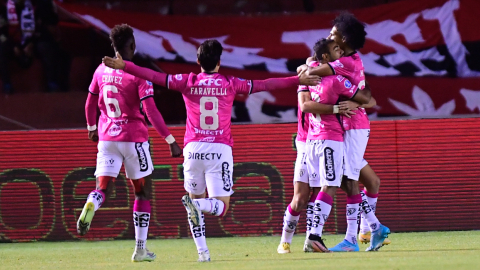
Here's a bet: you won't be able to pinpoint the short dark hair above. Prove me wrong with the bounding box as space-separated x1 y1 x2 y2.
110 24 134 51
313 38 335 60
197 40 223 71
332 12 367 50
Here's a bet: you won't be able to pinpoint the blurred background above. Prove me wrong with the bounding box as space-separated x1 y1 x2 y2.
1 0 479 130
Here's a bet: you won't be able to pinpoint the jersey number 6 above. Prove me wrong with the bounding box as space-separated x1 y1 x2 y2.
103 85 121 118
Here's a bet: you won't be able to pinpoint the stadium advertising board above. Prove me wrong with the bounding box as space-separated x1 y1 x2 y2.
1 119 480 242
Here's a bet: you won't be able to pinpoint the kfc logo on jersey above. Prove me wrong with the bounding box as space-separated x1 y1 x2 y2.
198 78 222 86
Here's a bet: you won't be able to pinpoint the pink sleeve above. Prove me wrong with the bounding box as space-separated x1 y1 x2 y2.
230 77 253 94
124 61 168 87
337 78 358 99
251 76 300 94
166 74 189 93
88 73 100 95
85 93 98 127
137 78 155 101
142 98 171 139
328 58 353 78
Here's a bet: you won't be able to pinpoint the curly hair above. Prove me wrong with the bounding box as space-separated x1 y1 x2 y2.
197 39 223 71
110 24 134 51
332 12 367 50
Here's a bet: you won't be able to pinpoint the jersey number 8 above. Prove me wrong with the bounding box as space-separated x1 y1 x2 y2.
200 97 219 130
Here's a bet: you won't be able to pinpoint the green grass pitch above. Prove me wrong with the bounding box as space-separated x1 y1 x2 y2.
1 231 480 270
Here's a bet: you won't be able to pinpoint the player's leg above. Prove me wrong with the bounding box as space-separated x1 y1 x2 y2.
305 140 343 253
303 187 320 252
123 141 156 262
330 178 361 252
181 142 211 262
77 141 121 236
278 140 310 253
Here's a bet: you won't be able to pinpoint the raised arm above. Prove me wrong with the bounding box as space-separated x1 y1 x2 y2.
142 98 182 157
103 52 168 87
305 63 334 77
251 72 321 94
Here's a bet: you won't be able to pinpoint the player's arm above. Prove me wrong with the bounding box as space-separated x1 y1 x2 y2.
103 52 168 87
249 71 320 94
303 63 334 77
297 87 354 117
85 75 99 142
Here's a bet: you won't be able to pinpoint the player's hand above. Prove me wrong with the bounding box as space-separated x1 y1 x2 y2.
102 52 126 70
88 130 99 142
298 70 321 86
340 109 356 118
296 64 308 74
339 100 360 111
169 142 182 157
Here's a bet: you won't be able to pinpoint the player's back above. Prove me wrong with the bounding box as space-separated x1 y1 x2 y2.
167 72 251 147
329 53 369 129
90 63 152 142
308 75 358 141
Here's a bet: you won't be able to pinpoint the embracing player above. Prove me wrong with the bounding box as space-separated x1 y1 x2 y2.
305 13 390 251
78 24 182 262
298 38 371 253
102 39 320 262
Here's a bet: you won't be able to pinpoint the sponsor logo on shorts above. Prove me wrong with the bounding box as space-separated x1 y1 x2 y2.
299 169 305 177
324 147 335 181
222 162 232 192
188 152 222 160
135 142 148 172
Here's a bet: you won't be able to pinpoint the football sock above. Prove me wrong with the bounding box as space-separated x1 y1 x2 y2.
189 212 208 252
280 204 301 244
193 198 226 217
86 190 105 211
305 194 316 239
345 194 362 244
133 200 151 250
360 190 381 232
309 192 333 238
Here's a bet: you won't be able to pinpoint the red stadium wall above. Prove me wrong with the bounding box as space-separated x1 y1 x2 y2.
1 118 479 242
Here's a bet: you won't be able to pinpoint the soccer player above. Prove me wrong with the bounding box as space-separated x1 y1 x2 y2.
304 13 390 251
277 56 355 254
299 38 371 253
102 39 321 262
79 24 182 262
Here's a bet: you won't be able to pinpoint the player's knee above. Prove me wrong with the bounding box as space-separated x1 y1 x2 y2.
96 176 114 192
130 178 151 200
291 195 308 212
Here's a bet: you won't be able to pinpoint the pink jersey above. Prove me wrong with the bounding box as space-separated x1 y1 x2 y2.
296 95 309 143
88 64 154 142
167 73 252 147
307 75 358 142
329 53 370 130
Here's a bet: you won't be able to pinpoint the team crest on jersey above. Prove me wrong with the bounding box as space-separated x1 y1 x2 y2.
175 74 183 80
344 80 352 88
146 80 153 86
108 125 122 136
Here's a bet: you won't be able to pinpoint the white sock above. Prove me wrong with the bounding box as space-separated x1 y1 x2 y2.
194 198 225 216
359 191 381 232
86 190 104 211
280 205 300 244
305 201 315 239
345 203 360 244
310 192 333 237
189 212 208 252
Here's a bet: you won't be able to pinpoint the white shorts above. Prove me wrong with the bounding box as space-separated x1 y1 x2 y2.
343 129 369 181
306 139 344 187
183 142 234 197
294 140 321 187
95 141 154 180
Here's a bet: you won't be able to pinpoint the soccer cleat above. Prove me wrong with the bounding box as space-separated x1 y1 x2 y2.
359 231 391 245
305 234 331 253
329 239 359 252
181 195 200 226
277 242 291 254
366 225 391 251
198 250 211 262
132 248 156 262
303 240 315 252
77 202 95 236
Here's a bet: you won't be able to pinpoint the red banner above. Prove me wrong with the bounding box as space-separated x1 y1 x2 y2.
1 118 480 242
